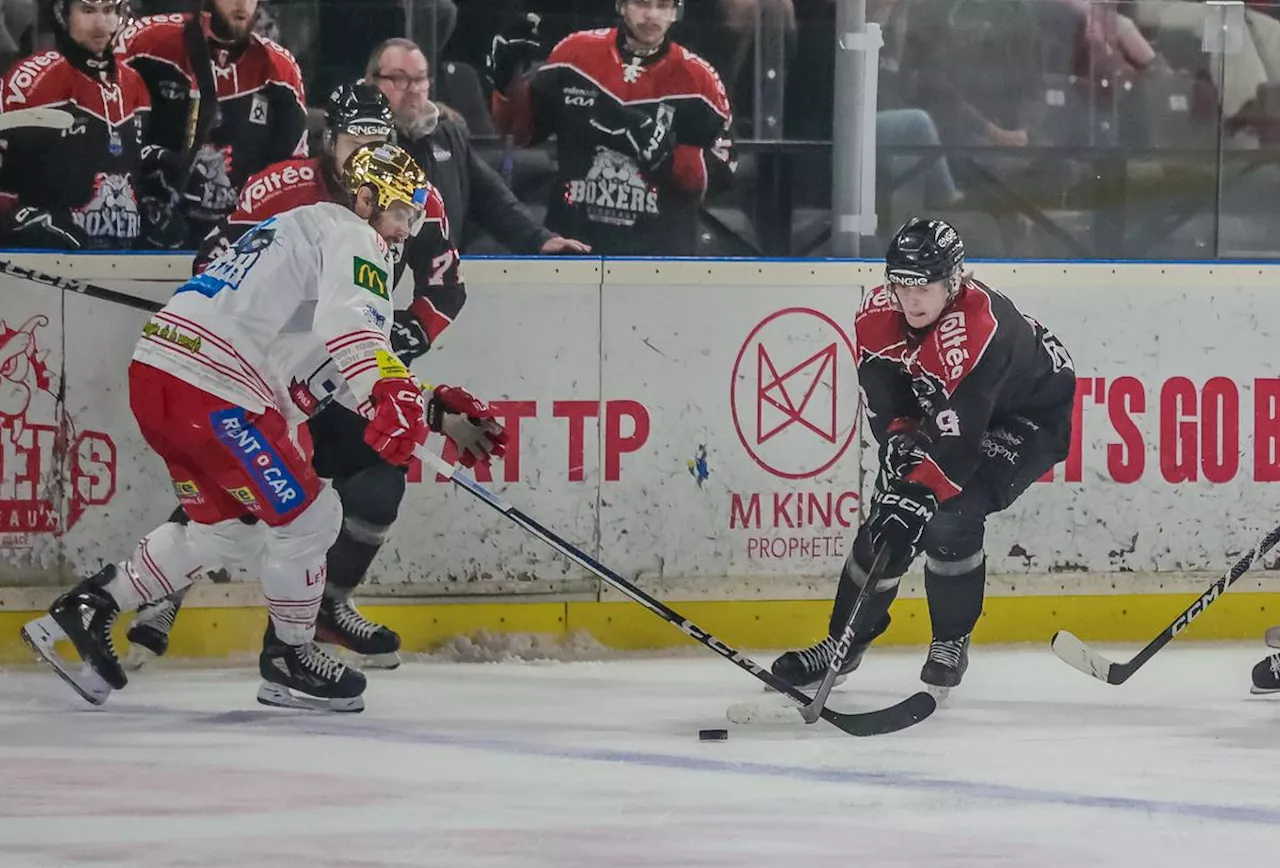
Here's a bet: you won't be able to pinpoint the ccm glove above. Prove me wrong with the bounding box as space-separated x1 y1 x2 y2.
590 102 676 172
390 308 430 365
426 384 509 468
486 12 544 95
364 377 429 466
866 481 938 575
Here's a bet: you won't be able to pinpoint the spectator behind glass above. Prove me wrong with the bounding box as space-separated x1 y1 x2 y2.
118 0 308 248
367 37 589 255
490 0 736 255
0 0 35 74
0 0 150 250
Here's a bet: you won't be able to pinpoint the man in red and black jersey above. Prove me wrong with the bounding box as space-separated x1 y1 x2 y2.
124 83 470 673
0 0 149 249
773 218 1076 692
489 0 735 255
118 0 306 247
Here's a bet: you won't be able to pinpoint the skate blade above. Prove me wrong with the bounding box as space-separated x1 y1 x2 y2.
255 681 364 713
1251 684 1280 695
727 694 805 725
121 643 158 672
925 684 953 702
21 615 113 706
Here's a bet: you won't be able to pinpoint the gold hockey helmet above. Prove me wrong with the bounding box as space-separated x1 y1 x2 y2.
341 142 428 212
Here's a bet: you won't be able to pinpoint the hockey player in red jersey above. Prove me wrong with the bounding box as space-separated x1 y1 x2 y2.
488 0 735 255
771 218 1077 693
124 83 474 671
21 143 506 712
0 0 150 250
118 0 307 247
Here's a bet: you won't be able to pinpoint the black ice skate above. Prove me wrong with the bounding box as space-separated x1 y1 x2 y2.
257 623 367 713
1251 653 1280 694
921 634 971 693
315 594 401 670
21 565 127 705
123 595 181 671
770 635 873 691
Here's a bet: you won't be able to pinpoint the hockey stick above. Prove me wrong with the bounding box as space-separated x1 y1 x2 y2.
417 446 936 737
1052 521 1280 684
0 259 163 313
0 107 75 133
800 542 891 723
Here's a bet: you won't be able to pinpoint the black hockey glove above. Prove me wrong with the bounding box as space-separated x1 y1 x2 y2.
590 102 676 173
878 417 931 482
390 308 431 365
8 206 83 250
865 481 938 576
486 12 544 95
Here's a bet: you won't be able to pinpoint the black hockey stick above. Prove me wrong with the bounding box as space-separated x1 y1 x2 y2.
1052 521 1280 685
800 542 891 723
175 3 222 198
417 447 936 737
0 259 162 313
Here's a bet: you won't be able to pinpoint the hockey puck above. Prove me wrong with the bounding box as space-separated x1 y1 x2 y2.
698 728 729 741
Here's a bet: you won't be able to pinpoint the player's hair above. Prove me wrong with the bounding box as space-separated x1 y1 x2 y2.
365 37 426 80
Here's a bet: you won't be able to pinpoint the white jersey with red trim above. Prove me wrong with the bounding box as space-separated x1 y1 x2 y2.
133 202 398 423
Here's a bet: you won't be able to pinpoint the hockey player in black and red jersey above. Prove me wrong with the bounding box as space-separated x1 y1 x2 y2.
118 0 307 247
488 0 735 255
123 82 477 672
772 218 1077 692
0 0 149 250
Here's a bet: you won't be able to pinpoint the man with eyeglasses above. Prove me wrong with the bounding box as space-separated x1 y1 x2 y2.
366 37 589 256
489 0 736 255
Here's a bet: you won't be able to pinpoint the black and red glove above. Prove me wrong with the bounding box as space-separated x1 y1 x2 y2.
426 385 508 468
364 377 429 466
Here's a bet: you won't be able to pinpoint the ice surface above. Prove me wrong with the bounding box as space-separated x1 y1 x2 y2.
3 643 1280 867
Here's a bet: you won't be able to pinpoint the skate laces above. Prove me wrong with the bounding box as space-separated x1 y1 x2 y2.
1269 654 1280 681
796 636 838 672
928 638 965 668
332 598 379 640
82 603 120 662
299 642 346 681
135 599 178 634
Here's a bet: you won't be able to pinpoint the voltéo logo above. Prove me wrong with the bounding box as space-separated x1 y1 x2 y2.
729 308 859 480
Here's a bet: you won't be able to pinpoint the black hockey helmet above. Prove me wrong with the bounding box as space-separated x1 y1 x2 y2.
52 0 129 34
326 83 395 142
885 217 966 299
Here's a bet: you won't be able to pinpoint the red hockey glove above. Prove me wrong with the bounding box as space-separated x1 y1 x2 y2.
364 377 429 466
426 385 509 468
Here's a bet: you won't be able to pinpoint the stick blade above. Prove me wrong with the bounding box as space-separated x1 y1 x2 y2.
823 691 937 737
0 107 75 133
1051 630 1125 684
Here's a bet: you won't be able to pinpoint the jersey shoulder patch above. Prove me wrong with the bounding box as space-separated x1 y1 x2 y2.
548 28 614 65
916 283 999 394
233 156 325 222
1 51 69 109
117 14 187 60
671 44 732 117
854 284 907 365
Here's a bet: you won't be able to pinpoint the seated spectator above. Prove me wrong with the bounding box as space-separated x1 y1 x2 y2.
367 36 588 254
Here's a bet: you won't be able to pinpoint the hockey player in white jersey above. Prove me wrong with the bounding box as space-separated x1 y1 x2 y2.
21 142 502 713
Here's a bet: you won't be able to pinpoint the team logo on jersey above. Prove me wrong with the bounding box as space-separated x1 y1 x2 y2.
182 218 276 298
353 256 389 299
228 486 258 505
189 145 238 219
566 147 659 227
4 51 59 105
563 86 597 108
249 93 269 126
621 57 644 83
71 173 140 245
0 315 116 546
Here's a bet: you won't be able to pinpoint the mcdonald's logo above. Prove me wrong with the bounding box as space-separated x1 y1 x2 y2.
352 255 390 299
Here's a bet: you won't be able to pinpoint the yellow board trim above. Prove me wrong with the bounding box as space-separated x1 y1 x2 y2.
1 593 1275 664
